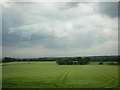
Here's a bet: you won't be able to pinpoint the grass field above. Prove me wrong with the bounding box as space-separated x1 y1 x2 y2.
2 62 118 88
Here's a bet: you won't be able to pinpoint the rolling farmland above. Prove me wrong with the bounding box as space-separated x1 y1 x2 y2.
2 62 118 88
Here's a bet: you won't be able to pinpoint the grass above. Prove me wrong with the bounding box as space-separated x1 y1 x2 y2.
2 61 118 88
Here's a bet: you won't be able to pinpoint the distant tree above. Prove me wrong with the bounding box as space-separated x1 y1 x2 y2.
2 57 16 62
77 57 83 65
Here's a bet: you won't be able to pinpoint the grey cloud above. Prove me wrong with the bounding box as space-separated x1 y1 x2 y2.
2 2 118 52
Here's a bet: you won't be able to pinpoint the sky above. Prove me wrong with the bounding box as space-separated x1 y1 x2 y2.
1 1 119 58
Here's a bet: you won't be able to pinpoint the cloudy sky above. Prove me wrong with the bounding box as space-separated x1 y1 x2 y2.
2 1 118 58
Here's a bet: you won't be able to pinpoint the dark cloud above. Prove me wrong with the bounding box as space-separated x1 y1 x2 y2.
3 25 115 50
96 2 118 18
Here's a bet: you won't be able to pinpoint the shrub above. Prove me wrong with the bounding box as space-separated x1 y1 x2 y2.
99 62 103 65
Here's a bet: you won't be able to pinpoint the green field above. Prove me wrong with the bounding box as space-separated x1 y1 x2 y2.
2 62 118 88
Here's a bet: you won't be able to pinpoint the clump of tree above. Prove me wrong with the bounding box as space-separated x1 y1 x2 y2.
56 57 90 65
77 57 90 65
56 59 73 65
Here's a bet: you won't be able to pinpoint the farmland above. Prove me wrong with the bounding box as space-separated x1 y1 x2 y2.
2 61 118 88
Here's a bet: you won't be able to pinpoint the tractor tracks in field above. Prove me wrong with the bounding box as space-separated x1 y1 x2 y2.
98 73 116 88
55 71 70 88
93 67 118 88
62 71 70 85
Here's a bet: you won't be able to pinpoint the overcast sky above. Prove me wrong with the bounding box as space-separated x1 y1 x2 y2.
2 2 118 58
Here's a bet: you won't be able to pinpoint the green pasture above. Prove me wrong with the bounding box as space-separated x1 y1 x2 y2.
2 62 118 88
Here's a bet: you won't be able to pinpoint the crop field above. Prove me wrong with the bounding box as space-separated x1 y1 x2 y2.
2 62 118 88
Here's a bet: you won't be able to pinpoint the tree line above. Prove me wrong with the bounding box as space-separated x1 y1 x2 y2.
2 56 119 65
